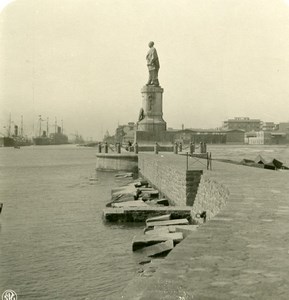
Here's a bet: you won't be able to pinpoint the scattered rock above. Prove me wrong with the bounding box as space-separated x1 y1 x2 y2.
254 155 266 164
272 158 283 169
134 180 149 188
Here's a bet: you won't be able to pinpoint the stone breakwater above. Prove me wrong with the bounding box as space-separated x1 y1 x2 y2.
138 153 229 220
109 154 289 300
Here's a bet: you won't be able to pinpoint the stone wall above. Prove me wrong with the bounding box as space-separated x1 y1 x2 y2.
192 173 229 221
138 154 202 206
96 154 138 172
138 153 229 221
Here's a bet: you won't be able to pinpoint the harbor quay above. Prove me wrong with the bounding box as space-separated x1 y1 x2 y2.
105 152 289 300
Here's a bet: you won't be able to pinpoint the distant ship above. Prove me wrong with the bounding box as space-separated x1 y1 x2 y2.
0 136 15 147
33 116 68 145
33 129 69 145
1 115 32 147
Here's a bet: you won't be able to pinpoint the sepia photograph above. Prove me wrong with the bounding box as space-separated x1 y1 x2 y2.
1 0 289 299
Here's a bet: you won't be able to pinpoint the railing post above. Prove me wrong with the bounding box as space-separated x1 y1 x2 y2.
179 142 182 152
104 142 108 153
210 152 212 170
98 143 102 153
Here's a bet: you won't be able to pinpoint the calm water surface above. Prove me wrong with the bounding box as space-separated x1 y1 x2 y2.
0 145 142 300
1 144 288 299
207 144 289 166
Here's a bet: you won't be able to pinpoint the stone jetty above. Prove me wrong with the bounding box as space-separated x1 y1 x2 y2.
103 175 194 222
109 153 289 300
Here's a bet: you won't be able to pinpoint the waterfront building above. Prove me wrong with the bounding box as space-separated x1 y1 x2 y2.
223 117 261 132
271 122 289 144
226 129 245 144
262 121 276 131
174 129 226 144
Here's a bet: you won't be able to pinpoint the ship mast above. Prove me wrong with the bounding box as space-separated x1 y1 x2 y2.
54 117 57 134
20 115 24 137
38 115 43 137
46 117 49 136
8 113 11 137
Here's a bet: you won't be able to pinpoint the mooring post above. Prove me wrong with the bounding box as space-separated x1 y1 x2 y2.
179 142 182 152
154 142 158 154
186 152 189 170
104 142 108 153
134 142 138 154
174 142 178 154
190 142 195 155
98 143 102 153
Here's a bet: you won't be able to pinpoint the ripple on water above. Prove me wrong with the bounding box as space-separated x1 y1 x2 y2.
0 146 141 299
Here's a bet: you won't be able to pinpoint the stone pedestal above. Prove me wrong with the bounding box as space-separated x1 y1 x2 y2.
135 85 175 147
137 86 167 133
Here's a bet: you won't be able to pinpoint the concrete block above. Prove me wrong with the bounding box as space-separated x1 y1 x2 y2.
111 193 136 203
132 232 183 251
156 199 169 206
112 200 148 208
144 227 170 235
146 214 171 224
174 225 199 238
145 218 189 228
135 240 174 257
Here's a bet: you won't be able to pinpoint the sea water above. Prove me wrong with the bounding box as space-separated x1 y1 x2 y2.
0 145 142 299
1 144 288 299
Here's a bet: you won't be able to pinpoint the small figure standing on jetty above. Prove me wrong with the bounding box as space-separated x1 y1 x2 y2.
146 41 160 87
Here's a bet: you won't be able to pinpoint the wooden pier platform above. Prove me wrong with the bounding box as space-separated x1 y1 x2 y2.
102 206 192 222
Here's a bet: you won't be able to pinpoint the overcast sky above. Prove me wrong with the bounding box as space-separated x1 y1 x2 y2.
1 0 289 140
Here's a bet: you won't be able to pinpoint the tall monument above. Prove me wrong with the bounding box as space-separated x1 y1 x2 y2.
135 42 172 145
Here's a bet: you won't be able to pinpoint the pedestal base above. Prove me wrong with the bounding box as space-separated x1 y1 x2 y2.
135 85 170 146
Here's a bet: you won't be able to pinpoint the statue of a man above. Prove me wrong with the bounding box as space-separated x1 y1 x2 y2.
146 41 160 87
